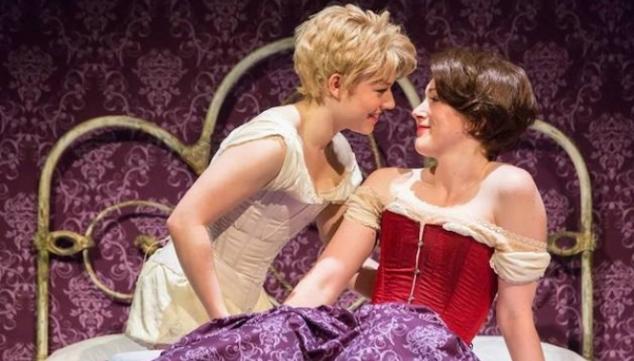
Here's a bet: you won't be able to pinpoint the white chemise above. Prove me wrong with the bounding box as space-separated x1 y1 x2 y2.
345 169 551 284
125 105 363 345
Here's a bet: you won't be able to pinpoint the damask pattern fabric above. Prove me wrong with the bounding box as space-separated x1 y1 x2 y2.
155 304 479 361
1 1 633 360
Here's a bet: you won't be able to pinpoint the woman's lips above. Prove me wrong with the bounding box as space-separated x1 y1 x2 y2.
368 112 381 123
416 125 429 136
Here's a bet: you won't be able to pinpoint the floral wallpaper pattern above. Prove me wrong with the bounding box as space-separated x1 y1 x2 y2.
0 1 632 360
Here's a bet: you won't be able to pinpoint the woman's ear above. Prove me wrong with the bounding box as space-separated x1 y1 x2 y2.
326 73 343 100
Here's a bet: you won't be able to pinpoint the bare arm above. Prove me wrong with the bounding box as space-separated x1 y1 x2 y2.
348 257 378 298
284 167 402 307
316 202 379 298
497 280 543 361
315 202 346 244
284 218 376 307
493 167 547 361
166 137 285 319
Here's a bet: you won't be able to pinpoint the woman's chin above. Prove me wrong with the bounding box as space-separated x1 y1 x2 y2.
414 140 432 157
354 124 375 136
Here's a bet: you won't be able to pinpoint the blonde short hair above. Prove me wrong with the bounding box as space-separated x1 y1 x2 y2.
293 4 417 103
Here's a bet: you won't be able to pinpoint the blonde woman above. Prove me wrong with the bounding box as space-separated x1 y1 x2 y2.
156 48 550 361
124 3 416 348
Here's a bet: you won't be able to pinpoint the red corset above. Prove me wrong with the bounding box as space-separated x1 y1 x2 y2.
372 210 498 343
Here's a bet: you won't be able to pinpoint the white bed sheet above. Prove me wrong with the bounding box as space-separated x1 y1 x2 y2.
47 333 588 361
473 336 587 361
46 334 149 361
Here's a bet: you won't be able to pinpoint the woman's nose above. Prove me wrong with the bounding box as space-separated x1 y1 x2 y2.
382 88 396 110
411 98 429 121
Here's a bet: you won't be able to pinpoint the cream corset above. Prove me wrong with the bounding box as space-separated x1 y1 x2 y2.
206 104 363 294
208 190 326 298
126 105 363 345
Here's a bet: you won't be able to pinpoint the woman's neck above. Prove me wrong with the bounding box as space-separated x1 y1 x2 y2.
425 146 492 200
294 100 340 150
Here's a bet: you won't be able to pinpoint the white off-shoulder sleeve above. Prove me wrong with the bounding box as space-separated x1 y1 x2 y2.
385 186 551 284
344 186 384 230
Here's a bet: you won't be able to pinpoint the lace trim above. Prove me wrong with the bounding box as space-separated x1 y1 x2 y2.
386 193 547 253
385 169 547 252
345 171 547 252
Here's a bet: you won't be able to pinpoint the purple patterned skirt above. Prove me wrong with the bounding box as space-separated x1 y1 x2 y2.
155 303 479 361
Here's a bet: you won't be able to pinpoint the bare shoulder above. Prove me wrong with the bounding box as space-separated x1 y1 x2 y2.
485 163 539 197
486 163 547 242
217 136 286 163
208 135 287 181
362 167 413 204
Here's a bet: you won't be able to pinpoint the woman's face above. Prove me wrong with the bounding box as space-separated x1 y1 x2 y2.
411 80 472 157
332 75 396 135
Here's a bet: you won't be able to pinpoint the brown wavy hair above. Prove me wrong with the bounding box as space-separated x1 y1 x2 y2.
431 48 538 159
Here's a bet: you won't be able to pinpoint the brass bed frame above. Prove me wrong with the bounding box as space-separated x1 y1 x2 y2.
33 38 596 361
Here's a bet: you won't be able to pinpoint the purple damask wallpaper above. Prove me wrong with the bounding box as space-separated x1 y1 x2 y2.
0 0 633 360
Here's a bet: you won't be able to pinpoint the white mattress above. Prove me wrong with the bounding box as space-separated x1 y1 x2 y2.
472 336 587 361
47 333 587 361
46 334 148 361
